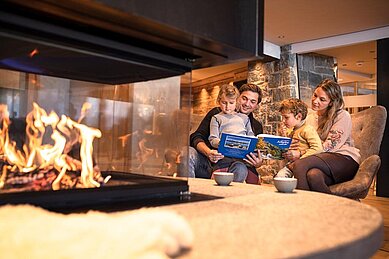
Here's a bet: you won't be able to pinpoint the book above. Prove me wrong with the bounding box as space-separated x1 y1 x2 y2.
217 132 259 159
256 134 292 160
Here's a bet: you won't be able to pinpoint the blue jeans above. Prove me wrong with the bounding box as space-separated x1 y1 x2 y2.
186 146 212 178
186 146 248 182
228 161 248 182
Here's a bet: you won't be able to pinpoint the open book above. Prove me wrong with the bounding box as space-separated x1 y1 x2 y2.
217 132 292 160
257 134 292 160
217 132 259 159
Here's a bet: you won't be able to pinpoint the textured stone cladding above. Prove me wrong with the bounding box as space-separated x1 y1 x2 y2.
298 53 335 106
248 45 298 136
247 46 335 183
247 46 296 182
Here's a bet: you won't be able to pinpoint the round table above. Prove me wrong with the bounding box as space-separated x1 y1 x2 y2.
164 178 384 258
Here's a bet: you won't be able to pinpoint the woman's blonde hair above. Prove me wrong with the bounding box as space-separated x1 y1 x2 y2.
315 79 345 140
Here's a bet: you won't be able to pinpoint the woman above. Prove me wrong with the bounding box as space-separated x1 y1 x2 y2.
289 79 361 193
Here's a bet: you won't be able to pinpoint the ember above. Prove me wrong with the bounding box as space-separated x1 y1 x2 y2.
0 102 110 192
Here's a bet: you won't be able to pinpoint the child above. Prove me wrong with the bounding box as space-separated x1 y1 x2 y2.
208 84 254 182
276 98 323 178
158 148 181 177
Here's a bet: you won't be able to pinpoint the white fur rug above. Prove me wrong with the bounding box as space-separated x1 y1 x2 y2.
0 205 193 259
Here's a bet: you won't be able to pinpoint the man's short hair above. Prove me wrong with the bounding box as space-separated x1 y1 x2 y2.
238 83 262 104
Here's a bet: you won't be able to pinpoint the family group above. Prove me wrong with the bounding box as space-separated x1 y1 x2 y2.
188 79 360 194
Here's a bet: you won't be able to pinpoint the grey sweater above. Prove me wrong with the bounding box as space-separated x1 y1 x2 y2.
209 112 254 148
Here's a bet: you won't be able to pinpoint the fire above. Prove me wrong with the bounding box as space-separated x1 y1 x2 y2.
0 102 107 191
29 48 39 58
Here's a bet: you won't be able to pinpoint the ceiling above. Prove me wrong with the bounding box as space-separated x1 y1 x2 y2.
191 61 247 82
264 0 389 46
194 0 389 85
317 42 376 84
265 0 389 85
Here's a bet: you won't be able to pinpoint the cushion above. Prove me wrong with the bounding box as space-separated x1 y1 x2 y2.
329 155 381 199
351 106 387 161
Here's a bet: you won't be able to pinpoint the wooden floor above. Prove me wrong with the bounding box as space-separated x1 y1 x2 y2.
362 189 389 258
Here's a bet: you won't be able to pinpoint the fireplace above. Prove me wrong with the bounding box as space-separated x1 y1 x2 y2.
0 0 264 211
0 63 195 210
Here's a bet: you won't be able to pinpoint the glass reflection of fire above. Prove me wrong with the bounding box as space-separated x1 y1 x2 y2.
0 102 110 192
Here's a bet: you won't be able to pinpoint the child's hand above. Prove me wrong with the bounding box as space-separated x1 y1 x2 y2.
279 123 292 137
208 149 224 163
279 123 288 137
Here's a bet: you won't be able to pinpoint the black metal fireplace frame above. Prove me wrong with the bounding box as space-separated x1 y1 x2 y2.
0 8 193 84
0 172 189 211
0 0 269 84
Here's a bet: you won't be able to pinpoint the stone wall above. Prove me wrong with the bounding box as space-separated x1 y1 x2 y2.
247 47 335 182
247 45 299 180
248 45 299 135
298 53 335 106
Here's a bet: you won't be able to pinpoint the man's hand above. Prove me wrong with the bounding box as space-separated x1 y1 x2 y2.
208 149 224 163
243 149 263 168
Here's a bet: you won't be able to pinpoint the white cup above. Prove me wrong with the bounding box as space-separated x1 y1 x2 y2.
213 172 234 186
273 177 297 193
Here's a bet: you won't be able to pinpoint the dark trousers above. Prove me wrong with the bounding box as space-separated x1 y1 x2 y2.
290 152 359 194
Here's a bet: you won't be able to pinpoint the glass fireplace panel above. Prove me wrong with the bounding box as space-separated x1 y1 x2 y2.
0 68 191 209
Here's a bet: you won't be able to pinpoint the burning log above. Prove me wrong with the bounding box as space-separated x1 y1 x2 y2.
0 155 105 192
0 102 110 192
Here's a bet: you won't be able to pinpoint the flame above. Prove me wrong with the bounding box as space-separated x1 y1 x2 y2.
78 102 92 123
29 48 39 58
0 102 105 190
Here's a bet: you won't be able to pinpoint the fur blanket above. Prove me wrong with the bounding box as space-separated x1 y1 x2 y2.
0 205 193 259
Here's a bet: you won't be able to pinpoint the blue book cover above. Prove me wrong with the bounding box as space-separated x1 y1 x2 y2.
218 133 259 159
256 134 292 160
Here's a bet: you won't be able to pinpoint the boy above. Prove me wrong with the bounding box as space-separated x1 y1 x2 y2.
276 98 323 178
208 84 254 182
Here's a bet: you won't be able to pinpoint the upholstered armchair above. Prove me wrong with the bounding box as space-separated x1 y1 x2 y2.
329 105 387 200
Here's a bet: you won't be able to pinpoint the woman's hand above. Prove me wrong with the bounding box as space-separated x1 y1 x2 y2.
284 149 300 161
244 149 263 168
208 149 224 163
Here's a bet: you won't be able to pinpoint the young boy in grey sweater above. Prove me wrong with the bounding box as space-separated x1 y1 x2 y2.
208 84 254 182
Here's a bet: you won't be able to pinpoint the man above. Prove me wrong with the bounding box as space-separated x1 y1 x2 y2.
188 83 264 184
